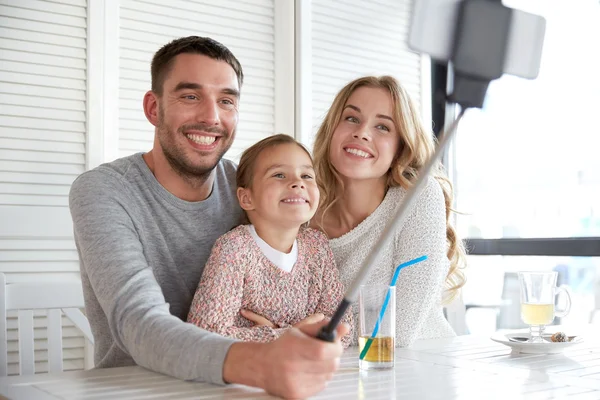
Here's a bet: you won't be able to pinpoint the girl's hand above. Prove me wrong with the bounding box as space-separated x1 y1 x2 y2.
240 309 276 328
293 313 325 328
240 310 326 329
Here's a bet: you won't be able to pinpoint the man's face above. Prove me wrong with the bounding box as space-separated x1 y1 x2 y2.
153 53 240 177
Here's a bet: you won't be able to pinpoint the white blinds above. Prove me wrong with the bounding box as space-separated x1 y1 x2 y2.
310 0 423 143
0 0 88 374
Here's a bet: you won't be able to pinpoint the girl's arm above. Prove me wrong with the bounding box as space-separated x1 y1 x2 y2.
312 232 354 348
187 234 288 342
392 177 451 347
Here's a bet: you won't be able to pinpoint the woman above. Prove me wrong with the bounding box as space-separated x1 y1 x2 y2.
311 75 466 347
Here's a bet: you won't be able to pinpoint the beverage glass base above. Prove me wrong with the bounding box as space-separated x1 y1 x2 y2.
359 359 394 370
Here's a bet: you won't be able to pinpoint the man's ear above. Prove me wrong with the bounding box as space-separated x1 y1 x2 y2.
143 90 160 127
237 187 254 211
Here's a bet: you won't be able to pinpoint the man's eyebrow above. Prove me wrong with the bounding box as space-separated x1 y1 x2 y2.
173 82 240 98
222 87 240 98
344 104 393 122
173 82 201 92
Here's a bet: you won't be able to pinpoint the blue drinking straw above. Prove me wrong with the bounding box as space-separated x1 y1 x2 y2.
359 255 428 361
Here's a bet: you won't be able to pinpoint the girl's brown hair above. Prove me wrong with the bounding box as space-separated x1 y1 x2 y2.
312 76 466 303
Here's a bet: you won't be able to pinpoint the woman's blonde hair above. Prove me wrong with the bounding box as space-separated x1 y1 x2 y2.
313 76 466 303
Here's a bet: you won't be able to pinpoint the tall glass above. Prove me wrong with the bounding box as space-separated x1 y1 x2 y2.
518 271 571 342
358 284 395 370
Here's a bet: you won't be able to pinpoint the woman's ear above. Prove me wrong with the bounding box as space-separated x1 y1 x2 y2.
237 187 254 211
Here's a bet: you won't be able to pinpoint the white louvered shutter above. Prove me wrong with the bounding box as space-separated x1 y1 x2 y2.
310 0 423 141
118 0 276 161
0 0 88 374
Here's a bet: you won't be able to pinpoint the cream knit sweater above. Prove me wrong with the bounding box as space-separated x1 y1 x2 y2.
329 176 456 347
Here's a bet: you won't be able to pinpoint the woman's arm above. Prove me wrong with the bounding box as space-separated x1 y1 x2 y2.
187 234 288 342
392 177 451 347
311 232 354 348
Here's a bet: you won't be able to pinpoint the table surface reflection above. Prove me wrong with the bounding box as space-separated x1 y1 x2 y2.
2 327 600 399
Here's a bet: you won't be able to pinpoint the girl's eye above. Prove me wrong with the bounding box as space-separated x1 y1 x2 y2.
273 173 285 178
376 124 390 132
302 174 314 179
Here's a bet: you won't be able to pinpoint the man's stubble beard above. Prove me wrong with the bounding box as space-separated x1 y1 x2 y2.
156 106 235 189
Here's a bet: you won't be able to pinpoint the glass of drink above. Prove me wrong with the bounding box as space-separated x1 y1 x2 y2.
358 284 395 370
518 271 572 343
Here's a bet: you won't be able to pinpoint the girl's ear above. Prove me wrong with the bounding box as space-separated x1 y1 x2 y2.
237 187 254 211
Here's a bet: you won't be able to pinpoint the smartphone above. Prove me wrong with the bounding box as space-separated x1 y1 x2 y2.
408 0 546 79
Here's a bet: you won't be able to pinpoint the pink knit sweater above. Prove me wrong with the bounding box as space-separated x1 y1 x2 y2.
187 225 352 347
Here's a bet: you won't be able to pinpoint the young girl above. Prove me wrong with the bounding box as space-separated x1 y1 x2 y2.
187 134 352 347
311 76 467 347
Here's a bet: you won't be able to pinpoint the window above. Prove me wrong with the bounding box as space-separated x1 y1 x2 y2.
450 0 600 333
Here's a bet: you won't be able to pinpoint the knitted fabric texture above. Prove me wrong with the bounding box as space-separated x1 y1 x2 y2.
188 225 353 347
329 176 456 347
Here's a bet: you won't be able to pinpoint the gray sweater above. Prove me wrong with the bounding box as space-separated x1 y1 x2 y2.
69 153 245 384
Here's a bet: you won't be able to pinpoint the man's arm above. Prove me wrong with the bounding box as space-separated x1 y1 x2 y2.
223 320 350 399
70 170 236 384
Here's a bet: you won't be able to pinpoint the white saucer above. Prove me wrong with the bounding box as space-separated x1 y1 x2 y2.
491 332 584 354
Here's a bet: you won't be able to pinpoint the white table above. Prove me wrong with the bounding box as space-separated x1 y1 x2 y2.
2 328 600 399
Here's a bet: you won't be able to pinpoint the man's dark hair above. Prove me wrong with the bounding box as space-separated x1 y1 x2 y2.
150 36 244 95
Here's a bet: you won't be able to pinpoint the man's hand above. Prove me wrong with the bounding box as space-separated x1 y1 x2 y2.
241 309 325 329
223 319 350 399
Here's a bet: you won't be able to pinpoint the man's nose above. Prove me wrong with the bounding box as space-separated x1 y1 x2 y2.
197 101 220 126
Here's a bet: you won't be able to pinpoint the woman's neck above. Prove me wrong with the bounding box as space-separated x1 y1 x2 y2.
328 178 388 237
251 221 300 253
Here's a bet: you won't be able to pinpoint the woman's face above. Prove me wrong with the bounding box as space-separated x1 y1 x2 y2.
329 86 400 183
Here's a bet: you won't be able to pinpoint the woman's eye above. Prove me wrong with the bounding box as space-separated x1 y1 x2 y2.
377 124 390 132
345 116 359 123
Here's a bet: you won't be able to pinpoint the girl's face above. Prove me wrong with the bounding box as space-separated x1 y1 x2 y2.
238 143 319 229
329 86 400 183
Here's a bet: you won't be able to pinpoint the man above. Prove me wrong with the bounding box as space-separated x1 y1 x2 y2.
69 36 348 399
